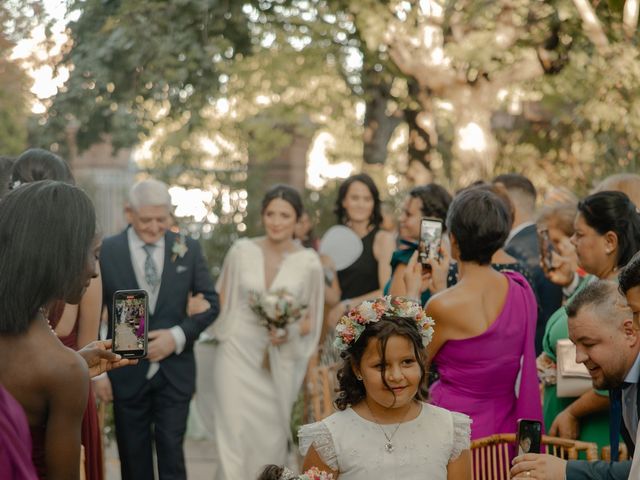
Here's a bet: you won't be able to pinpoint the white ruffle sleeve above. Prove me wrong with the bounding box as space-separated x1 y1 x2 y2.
298 421 339 471
449 412 472 462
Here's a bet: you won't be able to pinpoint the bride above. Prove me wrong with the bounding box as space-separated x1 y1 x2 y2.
195 184 324 479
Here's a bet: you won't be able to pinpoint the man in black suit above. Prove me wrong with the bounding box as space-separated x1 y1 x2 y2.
511 258 640 479
99 179 218 480
493 174 564 354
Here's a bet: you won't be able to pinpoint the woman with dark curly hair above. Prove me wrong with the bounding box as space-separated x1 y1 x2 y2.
298 296 471 479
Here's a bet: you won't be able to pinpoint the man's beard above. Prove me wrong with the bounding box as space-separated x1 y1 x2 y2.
593 373 624 391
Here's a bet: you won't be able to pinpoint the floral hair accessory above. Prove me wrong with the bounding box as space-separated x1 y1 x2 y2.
280 466 334 480
333 296 435 351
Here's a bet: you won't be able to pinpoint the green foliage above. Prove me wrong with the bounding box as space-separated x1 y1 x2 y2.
30 0 640 215
0 0 45 155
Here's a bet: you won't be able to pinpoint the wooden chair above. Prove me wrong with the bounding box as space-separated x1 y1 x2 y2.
304 356 339 422
601 444 629 461
470 434 598 480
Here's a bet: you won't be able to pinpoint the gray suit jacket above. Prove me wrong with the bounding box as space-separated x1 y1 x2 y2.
566 460 631 479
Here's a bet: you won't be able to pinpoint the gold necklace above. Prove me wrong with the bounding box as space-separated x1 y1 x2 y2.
364 401 413 453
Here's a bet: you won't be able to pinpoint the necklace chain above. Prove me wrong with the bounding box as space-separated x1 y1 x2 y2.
364 401 412 453
39 307 57 336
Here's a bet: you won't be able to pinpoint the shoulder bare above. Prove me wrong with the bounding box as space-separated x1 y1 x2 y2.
36 346 89 411
425 288 457 320
374 229 395 247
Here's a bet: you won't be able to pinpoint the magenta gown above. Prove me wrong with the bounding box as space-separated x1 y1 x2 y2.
0 384 38 479
430 271 543 440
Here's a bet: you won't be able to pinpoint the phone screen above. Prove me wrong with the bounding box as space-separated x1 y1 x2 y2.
419 217 443 268
112 289 149 358
516 419 542 455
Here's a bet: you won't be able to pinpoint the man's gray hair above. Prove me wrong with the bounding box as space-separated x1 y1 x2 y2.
566 279 632 328
128 179 172 210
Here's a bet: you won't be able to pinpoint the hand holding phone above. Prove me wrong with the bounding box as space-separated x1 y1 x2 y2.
538 228 554 273
112 289 149 359
419 217 443 273
516 419 542 455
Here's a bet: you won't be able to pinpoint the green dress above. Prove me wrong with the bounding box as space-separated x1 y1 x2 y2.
541 275 611 450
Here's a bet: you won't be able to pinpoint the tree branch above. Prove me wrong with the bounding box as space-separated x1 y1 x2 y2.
624 0 639 40
572 0 609 51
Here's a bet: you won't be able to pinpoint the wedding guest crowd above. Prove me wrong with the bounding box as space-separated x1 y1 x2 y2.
3 143 640 480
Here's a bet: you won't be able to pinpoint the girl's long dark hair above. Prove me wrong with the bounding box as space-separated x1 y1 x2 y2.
334 316 428 411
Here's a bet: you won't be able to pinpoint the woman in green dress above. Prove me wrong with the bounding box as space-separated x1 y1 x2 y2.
539 191 640 450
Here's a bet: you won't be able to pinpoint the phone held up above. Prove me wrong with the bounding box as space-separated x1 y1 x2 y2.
418 217 443 273
538 228 554 272
516 419 542 455
112 289 149 359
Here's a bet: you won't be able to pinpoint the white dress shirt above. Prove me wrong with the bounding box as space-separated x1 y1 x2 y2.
127 228 186 379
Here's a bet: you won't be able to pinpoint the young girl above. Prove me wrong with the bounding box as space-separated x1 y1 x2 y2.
299 296 472 479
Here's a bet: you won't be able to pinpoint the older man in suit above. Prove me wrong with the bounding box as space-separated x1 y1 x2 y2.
99 179 219 480
511 253 640 479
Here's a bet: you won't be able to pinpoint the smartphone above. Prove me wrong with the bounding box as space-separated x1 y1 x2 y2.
538 228 554 271
418 217 443 271
516 419 542 455
112 289 149 358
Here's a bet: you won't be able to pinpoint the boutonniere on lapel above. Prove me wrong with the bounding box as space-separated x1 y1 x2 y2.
171 233 188 262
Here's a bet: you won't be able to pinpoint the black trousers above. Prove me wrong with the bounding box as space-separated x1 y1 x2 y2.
113 370 191 480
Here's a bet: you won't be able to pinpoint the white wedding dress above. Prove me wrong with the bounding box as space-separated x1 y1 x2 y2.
195 238 324 479
299 403 471 479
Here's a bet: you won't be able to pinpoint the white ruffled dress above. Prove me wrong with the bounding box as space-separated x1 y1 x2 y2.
299 403 471 479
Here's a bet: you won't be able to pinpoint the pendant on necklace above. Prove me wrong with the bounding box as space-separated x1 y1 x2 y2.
385 442 394 453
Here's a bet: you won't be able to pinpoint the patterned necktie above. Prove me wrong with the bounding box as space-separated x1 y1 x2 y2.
143 244 160 290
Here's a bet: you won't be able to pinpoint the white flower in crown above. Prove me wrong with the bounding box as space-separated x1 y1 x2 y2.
356 301 378 323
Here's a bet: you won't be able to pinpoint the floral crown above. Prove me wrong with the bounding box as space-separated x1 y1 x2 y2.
333 296 435 351
280 466 334 480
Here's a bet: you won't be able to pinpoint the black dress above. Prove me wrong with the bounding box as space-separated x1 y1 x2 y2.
337 227 380 300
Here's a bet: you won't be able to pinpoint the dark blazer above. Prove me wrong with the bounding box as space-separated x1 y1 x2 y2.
505 224 563 354
101 228 218 400
565 380 640 479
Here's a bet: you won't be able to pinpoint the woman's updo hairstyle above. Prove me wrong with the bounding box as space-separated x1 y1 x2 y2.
334 316 427 411
577 191 640 268
261 184 303 220
446 188 511 265
11 148 74 187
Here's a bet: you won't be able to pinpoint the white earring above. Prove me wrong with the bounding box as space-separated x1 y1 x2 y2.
356 375 363 381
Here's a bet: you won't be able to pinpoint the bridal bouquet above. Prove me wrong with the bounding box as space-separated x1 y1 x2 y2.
249 288 307 336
